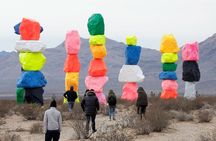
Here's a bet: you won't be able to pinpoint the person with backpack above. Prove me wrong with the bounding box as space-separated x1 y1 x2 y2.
63 86 77 112
136 87 148 119
43 100 62 141
107 89 117 121
81 89 99 135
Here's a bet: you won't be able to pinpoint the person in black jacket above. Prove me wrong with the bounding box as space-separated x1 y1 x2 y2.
136 87 148 119
63 86 77 112
81 89 99 134
107 89 117 121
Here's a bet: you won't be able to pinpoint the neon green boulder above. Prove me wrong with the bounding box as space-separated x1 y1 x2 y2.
126 35 137 46
89 35 106 45
87 13 105 35
19 52 46 71
161 53 178 63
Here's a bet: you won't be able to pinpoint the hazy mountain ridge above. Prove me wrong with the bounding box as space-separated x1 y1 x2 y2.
0 34 216 95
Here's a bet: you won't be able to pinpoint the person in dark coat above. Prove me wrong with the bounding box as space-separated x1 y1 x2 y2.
63 86 77 112
107 89 117 121
136 87 148 119
81 89 99 134
84 89 90 97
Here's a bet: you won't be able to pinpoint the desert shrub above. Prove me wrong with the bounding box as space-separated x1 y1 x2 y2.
0 132 22 141
16 104 42 120
69 119 86 139
146 105 170 132
117 110 138 129
68 103 86 139
91 130 133 141
135 120 152 135
117 97 136 107
0 119 6 126
149 97 204 113
30 122 43 134
98 104 109 116
62 103 86 121
58 103 68 113
199 129 216 141
171 111 193 121
198 109 213 123
197 96 216 106
0 100 16 118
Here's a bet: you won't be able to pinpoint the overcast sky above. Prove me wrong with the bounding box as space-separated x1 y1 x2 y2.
0 0 216 51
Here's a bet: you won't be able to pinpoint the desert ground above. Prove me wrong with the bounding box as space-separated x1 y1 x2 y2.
0 96 216 141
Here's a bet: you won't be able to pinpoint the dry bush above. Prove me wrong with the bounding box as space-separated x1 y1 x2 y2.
15 104 42 120
197 96 216 106
91 130 133 141
146 105 170 132
199 129 216 141
68 103 86 139
58 103 69 113
30 122 43 134
0 100 16 118
135 120 152 135
171 111 193 121
117 97 136 107
149 97 204 113
198 109 213 123
117 108 152 135
98 104 109 116
0 132 22 141
0 119 6 126
61 103 85 121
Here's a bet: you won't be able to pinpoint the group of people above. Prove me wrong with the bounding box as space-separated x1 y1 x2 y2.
43 86 148 141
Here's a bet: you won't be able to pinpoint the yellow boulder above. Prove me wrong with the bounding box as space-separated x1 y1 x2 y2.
160 34 180 53
126 35 137 46
64 72 80 103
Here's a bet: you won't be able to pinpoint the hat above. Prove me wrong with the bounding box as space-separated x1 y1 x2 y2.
50 100 57 107
137 87 144 92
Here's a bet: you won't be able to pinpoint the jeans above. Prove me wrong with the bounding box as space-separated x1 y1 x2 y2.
45 130 60 141
86 114 96 133
68 101 74 112
109 106 116 120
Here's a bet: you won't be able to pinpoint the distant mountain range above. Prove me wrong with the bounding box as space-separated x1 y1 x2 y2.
0 34 216 96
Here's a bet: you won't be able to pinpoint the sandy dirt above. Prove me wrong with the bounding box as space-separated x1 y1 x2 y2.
136 118 216 141
0 109 216 141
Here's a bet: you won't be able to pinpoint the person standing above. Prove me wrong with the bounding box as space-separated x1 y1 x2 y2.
81 89 99 135
136 87 148 119
63 86 78 112
107 90 117 121
43 100 62 141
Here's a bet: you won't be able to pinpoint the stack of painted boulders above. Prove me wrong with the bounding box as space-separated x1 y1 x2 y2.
182 42 200 99
64 30 80 103
14 18 47 105
159 34 180 99
118 36 144 101
85 13 108 105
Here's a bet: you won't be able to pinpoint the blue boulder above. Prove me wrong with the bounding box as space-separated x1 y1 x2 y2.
17 71 47 88
125 46 141 65
159 71 177 80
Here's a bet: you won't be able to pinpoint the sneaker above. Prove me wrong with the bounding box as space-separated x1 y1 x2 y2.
93 129 97 133
113 117 116 120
